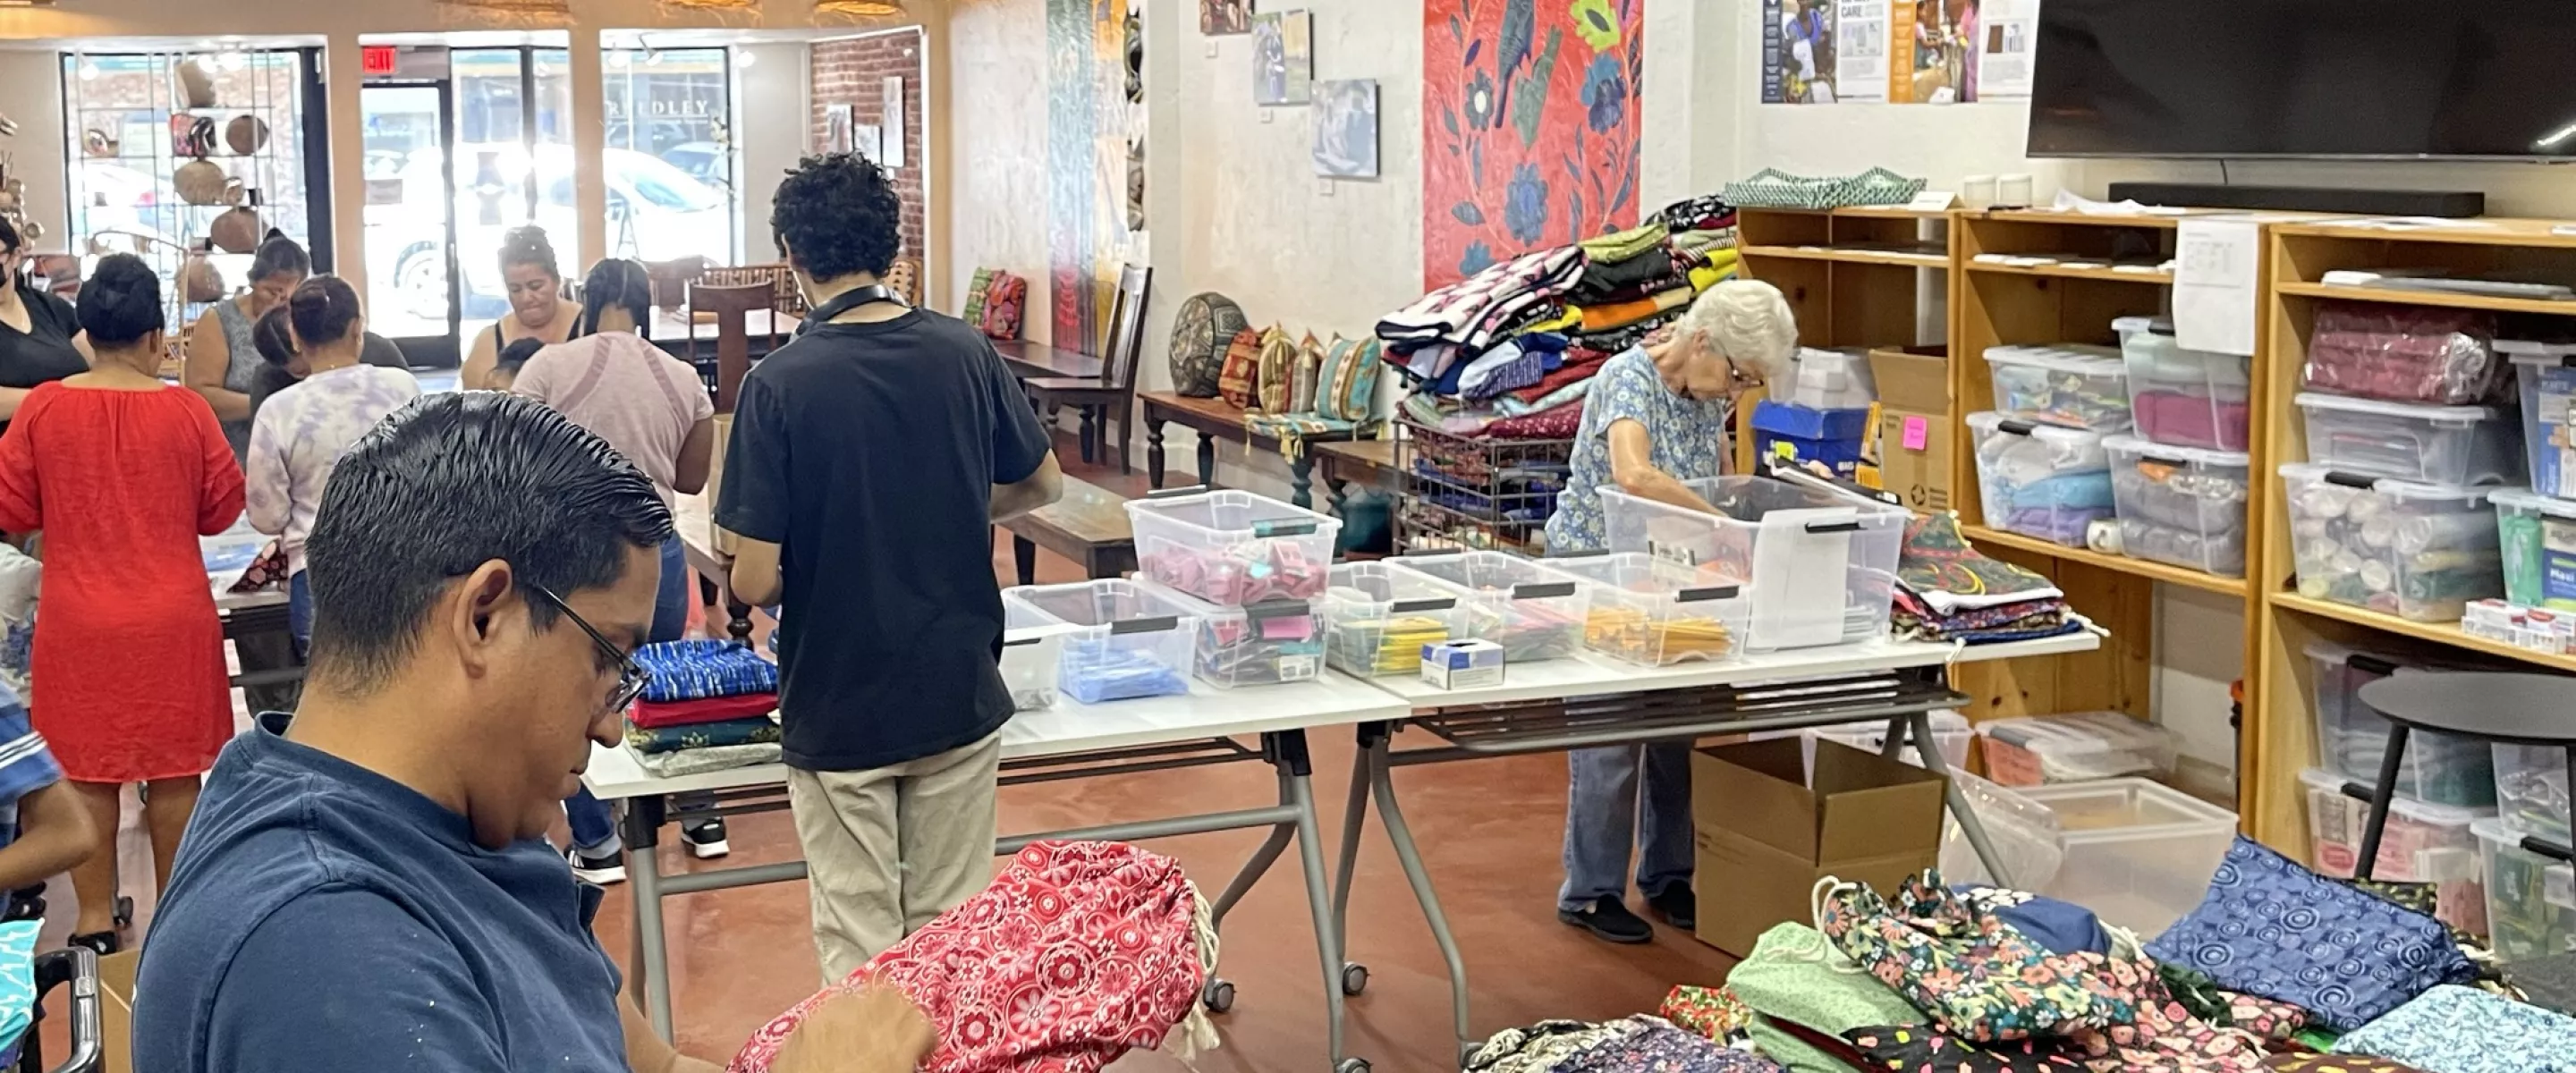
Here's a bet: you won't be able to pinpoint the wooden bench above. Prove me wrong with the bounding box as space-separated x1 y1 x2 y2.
1312 438 1400 514
998 474 1136 587
994 339 1105 382
1139 392 1362 510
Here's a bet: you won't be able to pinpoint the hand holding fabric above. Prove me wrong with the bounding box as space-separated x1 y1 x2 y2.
770 982 936 1073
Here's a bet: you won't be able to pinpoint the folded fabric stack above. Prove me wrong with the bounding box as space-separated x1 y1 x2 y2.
1468 1015 1784 1073
1377 195 1741 442
1891 512 2085 643
625 639 782 777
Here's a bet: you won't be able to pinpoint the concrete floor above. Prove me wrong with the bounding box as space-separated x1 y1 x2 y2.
27 435 1738 1072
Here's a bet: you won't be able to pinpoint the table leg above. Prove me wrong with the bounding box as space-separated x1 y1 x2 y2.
1146 418 1168 489
1195 432 1216 488
1367 739 1474 1064
1905 711 2013 890
1290 455 1316 510
1268 731 1358 1073
1330 724 1378 962
1013 534 1038 587
2353 722 2413 883
1208 825 1292 931
620 793 676 1042
1078 406 1099 465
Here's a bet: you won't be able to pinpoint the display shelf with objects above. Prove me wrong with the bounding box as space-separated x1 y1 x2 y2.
1730 206 1950 477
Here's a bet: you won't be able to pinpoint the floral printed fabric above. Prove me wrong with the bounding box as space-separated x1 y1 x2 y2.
1660 984 1755 1043
1558 1019 1782 1073
623 715 781 756
1819 870 2157 1042
1843 1025 2088 1071
634 639 780 702
2146 838 2477 1032
1467 1018 1636 1073
2331 984 2576 1073
728 841 1215 1073
2157 964 2311 1043
1843 993 2270 1073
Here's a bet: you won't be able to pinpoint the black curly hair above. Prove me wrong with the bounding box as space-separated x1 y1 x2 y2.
74 253 164 346
497 224 560 279
770 152 902 283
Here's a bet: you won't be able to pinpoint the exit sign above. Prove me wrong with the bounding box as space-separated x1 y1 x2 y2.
361 46 399 77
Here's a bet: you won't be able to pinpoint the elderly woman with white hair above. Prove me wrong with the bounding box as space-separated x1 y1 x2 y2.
1544 277 1801 944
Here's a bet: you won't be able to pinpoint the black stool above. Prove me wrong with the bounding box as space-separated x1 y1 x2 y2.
2352 672 2576 881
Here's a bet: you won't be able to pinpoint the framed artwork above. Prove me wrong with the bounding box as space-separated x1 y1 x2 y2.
1312 79 1379 178
1252 10 1312 106
881 74 908 166
825 104 852 155
1200 0 1250 35
853 123 886 163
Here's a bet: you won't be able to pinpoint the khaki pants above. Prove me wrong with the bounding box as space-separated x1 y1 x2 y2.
786 731 1001 982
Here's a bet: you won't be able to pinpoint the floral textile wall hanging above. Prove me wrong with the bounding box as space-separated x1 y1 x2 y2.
1422 0 1645 291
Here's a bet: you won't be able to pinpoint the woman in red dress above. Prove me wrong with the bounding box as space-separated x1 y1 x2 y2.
0 254 243 952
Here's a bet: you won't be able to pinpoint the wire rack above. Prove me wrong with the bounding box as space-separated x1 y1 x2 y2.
1394 416 1576 555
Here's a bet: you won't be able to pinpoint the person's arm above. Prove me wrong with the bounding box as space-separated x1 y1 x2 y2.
197 890 510 1073
673 417 715 496
981 335 1061 522
0 393 41 534
184 309 250 423
0 782 92 890
0 388 30 423
621 996 720 1073
461 325 499 391
716 374 791 607
991 452 1063 523
729 537 781 609
1606 418 1718 513
190 393 247 536
242 408 291 536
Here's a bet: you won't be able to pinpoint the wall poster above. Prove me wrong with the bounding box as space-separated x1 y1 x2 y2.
1421 0 1647 291
1763 0 1995 104
1046 0 1132 350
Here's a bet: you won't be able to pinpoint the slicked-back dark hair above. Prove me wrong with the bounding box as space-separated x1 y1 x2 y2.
301 393 674 692
770 152 901 282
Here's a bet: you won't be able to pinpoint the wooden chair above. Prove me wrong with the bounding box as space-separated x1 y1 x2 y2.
1025 265 1152 474
688 281 784 415
644 257 710 312
885 257 921 307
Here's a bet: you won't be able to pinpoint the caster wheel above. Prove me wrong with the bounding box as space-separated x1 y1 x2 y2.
1200 978 1235 1014
1460 1041 1482 1068
1335 1060 1370 1073
1339 962 1369 996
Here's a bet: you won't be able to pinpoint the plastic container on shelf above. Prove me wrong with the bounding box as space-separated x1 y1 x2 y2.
2491 743 2574 844
1382 550 1589 663
1801 710 1975 773
2303 300 2508 406
1983 344 2133 432
2299 767 2490 935
999 601 1082 712
1750 401 1873 479
1130 578 1325 689
2304 640 2498 807
2115 317 2253 451
1597 475 1907 650
2010 778 2241 938
2103 435 2251 577
2294 392 2522 486
2489 488 2576 612
1000 580 1198 704
1967 412 2114 547
1125 489 1341 607
1974 711 2181 788
2280 463 2502 623
2508 342 2576 499
1783 347 1877 410
1318 562 1469 677
2474 816 2576 962
1545 553 1755 667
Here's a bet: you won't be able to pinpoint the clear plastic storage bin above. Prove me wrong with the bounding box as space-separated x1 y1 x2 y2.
1000 580 1199 704
2281 463 2501 622
2300 767 2489 935
1975 711 2181 788
1597 476 1906 650
2012 778 2241 938
1984 344 2133 432
1968 412 2114 547
1126 489 1340 607
1318 562 1469 677
1384 550 1589 663
2115 317 2252 451
1131 578 1324 689
1803 710 1974 773
2104 435 2251 577
2304 300 2508 407
2475 816 2576 961
1784 347 1877 410
999 601 1081 712
2509 342 2576 499
2492 743 2574 843
1546 553 1754 667
2489 487 2576 612
2305 640 2497 807
2294 392 2521 486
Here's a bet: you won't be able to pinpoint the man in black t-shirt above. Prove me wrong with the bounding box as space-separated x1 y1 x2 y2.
719 153 1062 980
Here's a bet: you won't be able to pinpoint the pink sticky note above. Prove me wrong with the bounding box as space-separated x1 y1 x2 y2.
1901 416 1930 451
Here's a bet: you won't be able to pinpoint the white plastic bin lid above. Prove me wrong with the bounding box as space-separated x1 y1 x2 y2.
2298 766 2492 828
1985 345 2127 374
2275 461 2493 508
2487 487 2576 520
2102 434 2250 469
2294 391 2502 425
1968 410 2110 447
2499 340 2576 363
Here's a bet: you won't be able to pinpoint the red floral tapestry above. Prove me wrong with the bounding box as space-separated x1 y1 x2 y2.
1422 0 1646 291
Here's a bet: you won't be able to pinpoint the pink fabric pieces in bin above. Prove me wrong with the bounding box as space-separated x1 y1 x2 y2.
728 841 1217 1073
2131 391 2250 452
2302 301 2508 405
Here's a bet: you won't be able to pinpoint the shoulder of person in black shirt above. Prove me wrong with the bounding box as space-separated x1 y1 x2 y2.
360 332 410 370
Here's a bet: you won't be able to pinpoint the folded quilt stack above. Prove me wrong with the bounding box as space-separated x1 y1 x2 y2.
624 639 781 774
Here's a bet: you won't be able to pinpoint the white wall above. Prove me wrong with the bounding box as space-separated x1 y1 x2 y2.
733 42 809 264
0 51 70 251
945 0 1053 342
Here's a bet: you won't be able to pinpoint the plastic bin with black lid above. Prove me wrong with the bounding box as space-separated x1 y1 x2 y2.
1131 577 1326 689
1000 579 1199 704
1969 412 2114 548
2300 766 2490 935
2473 815 2576 962
2295 392 2521 487
2281 463 2501 623
2115 316 2251 451
1382 549 1589 663
1596 473 1906 650
1318 562 1470 677
2104 435 2250 577
1984 344 2133 433
2303 640 2497 808
2508 340 2576 499
1974 711 2180 788
1125 488 1340 607
1545 553 1754 667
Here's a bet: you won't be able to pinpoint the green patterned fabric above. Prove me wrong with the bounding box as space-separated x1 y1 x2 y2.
962 267 996 325
1723 167 1925 210
1726 924 1924 1073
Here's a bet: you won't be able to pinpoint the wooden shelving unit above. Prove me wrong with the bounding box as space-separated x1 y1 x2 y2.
1731 206 1953 474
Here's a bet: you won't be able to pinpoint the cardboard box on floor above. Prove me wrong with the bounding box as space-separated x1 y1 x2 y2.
100 949 137 1073
1867 345 1952 514
1691 738 1948 958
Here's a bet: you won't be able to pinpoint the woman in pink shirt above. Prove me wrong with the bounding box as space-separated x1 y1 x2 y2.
509 258 719 876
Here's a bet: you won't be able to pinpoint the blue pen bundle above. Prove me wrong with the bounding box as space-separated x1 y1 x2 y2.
1004 579 1200 705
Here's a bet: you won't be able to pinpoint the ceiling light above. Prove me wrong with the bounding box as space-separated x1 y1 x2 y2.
608 51 631 69
814 0 907 14
733 49 756 69
218 51 248 72
646 50 665 65
76 58 98 81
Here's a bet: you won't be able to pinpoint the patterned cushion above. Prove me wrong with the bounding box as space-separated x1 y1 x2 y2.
1166 292 1245 399
979 272 1027 341
1254 326 1296 413
962 267 996 325
1288 333 1325 414
1318 336 1385 422
1216 327 1263 409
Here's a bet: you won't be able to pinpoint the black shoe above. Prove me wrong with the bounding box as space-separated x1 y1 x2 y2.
682 818 730 860
1647 884 1697 931
1556 895 1653 944
567 845 627 885
66 931 118 957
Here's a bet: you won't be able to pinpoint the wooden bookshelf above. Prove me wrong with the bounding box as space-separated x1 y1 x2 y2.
1964 525 2254 599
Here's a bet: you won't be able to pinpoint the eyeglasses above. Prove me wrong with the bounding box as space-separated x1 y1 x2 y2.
522 581 650 715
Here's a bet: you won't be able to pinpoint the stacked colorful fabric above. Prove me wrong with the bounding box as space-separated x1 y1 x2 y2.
624 639 782 777
1892 512 2085 643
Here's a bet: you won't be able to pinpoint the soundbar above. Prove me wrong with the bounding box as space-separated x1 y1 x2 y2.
2105 182 2485 218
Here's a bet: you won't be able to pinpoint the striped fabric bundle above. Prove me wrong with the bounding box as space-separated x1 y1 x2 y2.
635 639 778 703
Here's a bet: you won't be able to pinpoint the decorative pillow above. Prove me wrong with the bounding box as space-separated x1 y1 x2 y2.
1216 327 1263 409
1288 332 1325 413
2330 984 2576 1072
1167 292 1246 399
979 272 1027 341
1254 326 1296 413
1318 336 1385 422
962 268 996 326
2146 837 2477 1032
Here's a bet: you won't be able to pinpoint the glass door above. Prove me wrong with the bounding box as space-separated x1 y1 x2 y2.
359 82 456 351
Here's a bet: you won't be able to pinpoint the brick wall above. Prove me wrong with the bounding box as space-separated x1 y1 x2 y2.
809 29 928 265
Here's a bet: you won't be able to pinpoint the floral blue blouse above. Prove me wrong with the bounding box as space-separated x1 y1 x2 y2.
1543 346 1733 553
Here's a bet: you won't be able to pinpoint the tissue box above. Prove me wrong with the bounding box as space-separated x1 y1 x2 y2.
1419 638 1504 690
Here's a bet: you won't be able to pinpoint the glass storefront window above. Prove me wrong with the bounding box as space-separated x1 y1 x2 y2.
604 48 736 265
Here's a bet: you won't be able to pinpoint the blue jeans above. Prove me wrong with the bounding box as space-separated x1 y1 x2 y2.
564 535 693 856
287 570 313 661
1558 742 1694 910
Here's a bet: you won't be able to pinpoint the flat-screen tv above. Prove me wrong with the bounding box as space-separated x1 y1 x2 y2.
2028 0 2576 159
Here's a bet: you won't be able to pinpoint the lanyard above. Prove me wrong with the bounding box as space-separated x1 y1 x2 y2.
796 283 906 336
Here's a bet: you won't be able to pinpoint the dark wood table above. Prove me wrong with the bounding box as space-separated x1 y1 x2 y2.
1000 475 1135 587
1312 439 1400 513
994 339 1105 382
1139 393 1360 510
673 491 758 645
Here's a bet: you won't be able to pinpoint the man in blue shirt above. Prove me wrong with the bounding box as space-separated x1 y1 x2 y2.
133 393 931 1073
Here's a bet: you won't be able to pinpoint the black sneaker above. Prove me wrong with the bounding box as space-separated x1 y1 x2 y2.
682 818 730 859
1556 895 1653 944
1647 884 1697 931
567 845 627 885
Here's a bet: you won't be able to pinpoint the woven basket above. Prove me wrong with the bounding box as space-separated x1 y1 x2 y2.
1722 167 1926 210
